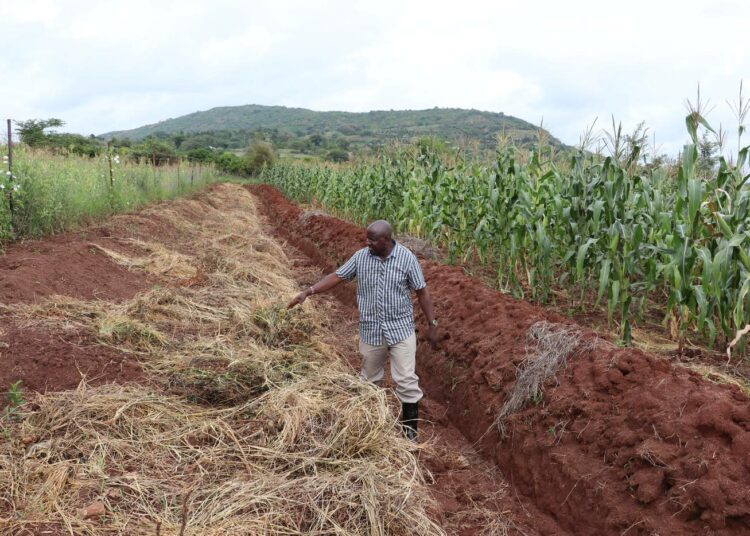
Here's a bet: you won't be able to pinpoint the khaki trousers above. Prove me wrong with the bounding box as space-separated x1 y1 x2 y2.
358 332 423 403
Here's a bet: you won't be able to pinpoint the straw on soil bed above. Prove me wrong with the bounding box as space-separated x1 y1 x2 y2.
1 380 440 536
494 321 586 436
0 184 444 535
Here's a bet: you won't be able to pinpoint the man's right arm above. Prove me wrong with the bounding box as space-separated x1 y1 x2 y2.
287 273 344 309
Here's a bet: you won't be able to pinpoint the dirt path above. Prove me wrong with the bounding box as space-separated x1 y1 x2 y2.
249 184 750 536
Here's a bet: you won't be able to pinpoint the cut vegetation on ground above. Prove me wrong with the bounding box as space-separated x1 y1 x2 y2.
0 185 443 535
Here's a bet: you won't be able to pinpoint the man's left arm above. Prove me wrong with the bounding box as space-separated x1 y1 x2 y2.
416 287 439 349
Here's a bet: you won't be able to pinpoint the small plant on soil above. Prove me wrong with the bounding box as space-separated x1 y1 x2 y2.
1 381 25 437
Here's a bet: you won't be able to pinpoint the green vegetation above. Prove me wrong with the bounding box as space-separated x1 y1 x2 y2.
0 145 222 246
102 104 565 156
1 381 25 437
15 118 102 157
245 140 276 175
10 116 278 179
261 109 750 355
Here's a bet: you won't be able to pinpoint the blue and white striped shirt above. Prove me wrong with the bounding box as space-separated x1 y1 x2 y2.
336 242 426 345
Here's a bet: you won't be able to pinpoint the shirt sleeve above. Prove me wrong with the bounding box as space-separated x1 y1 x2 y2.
335 251 359 281
407 255 427 291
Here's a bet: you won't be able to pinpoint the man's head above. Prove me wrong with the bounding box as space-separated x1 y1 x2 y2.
366 220 393 256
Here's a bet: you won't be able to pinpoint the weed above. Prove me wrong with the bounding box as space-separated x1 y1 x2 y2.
1 380 25 438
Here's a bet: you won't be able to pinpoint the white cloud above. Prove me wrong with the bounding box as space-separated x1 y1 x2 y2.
0 0 748 153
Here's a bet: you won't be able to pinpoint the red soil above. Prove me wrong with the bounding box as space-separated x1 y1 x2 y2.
0 234 153 304
0 224 158 402
250 184 750 535
0 318 145 403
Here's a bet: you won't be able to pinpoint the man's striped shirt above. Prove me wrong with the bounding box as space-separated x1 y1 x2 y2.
336 241 426 345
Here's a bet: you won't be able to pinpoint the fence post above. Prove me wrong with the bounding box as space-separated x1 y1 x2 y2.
107 141 114 187
6 119 14 219
177 158 181 192
152 152 157 189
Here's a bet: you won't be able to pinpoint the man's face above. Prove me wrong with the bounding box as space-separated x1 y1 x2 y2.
366 229 389 256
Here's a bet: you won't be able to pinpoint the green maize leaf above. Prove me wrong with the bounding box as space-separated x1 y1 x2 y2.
597 259 612 305
672 264 682 291
576 238 597 281
693 285 708 331
737 146 748 171
698 114 716 134
734 276 750 331
687 179 703 233
609 280 620 324
714 213 734 238
739 248 750 272
728 233 747 248
697 247 714 292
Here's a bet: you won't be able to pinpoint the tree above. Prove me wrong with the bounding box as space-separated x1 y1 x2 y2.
215 152 245 175
172 132 187 149
15 118 65 147
325 148 349 163
186 147 216 163
245 141 275 175
130 138 177 165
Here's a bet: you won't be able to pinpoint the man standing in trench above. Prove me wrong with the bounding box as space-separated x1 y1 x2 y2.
287 220 439 441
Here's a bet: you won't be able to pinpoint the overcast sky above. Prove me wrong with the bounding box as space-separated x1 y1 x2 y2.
2 0 748 155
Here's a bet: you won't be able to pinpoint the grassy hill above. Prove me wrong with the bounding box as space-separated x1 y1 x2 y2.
102 104 564 152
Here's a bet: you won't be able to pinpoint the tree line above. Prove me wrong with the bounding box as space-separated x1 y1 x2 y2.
11 118 352 177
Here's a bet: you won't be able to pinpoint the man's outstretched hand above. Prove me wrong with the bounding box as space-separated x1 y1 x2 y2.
288 274 343 309
287 290 310 309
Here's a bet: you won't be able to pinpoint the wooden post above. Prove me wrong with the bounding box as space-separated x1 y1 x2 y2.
6 119 14 218
107 142 114 188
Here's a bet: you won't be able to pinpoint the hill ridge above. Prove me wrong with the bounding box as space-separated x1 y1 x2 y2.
102 104 564 151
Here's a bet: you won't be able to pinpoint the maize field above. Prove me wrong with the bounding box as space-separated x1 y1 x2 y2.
261 114 750 353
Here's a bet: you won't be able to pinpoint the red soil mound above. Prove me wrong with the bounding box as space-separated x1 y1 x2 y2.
0 221 163 401
0 234 153 304
0 317 144 405
250 184 750 535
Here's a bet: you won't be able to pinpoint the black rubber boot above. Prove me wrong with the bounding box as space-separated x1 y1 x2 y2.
401 402 419 441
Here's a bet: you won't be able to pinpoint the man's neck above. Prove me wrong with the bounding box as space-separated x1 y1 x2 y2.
379 240 395 260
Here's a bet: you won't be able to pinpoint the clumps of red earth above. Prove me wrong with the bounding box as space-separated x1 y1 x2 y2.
0 234 155 304
0 319 145 407
0 226 158 401
249 184 750 535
